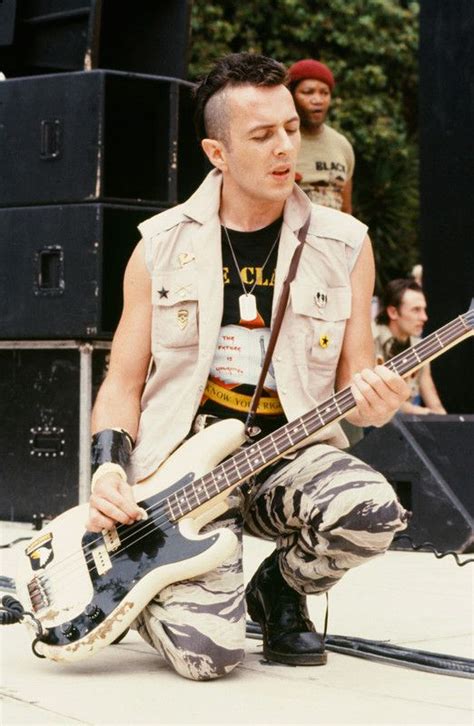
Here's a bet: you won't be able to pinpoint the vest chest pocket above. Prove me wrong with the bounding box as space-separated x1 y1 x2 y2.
151 269 199 349
289 281 351 366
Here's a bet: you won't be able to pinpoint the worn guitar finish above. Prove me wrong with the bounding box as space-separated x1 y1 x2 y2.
15 308 474 663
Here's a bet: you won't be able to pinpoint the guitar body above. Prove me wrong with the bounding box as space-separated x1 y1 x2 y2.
15 419 246 663
14 306 474 665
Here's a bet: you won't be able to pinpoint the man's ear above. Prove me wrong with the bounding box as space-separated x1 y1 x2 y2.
387 305 399 322
201 138 228 172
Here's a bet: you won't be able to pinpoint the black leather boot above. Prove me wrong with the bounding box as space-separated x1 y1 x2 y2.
246 550 327 665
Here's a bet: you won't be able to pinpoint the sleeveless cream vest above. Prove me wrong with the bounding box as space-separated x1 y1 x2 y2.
128 170 367 483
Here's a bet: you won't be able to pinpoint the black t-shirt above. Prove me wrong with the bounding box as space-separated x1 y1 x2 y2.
197 217 287 438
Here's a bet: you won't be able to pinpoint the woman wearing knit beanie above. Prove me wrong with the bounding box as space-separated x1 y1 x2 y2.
288 58 354 213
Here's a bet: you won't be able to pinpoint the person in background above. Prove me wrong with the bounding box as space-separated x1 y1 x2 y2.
288 58 354 213
374 278 447 415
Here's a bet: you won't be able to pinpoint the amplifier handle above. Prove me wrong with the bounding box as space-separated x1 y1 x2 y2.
40 119 62 160
35 246 65 297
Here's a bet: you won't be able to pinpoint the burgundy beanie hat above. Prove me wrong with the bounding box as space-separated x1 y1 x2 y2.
287 59 335 91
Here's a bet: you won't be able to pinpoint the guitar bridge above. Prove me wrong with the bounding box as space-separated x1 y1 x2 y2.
27 575 52 613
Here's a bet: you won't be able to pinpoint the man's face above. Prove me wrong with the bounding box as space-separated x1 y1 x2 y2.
293 79 332 130
389 290 428 340
219 84 300 206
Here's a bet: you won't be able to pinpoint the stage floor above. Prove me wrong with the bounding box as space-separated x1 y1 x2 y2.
1 520 472 726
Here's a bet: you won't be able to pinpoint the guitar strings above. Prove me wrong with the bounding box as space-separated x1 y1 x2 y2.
33 315 471 587
31 315 472 591
34 319 467 591
30 380 352 587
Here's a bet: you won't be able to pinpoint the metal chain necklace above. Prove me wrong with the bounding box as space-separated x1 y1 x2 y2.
222 223 282 322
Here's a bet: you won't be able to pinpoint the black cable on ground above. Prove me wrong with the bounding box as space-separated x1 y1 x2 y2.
0 595 24 625
246 621 474 679
393 534 474 566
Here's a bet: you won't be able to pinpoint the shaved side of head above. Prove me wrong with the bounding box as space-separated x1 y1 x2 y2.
203 87 231 147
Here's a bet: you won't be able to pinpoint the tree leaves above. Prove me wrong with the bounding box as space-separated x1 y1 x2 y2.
189 0 420 289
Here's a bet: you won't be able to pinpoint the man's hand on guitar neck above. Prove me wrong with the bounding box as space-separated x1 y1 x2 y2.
347 365 411 428
86 473 145 533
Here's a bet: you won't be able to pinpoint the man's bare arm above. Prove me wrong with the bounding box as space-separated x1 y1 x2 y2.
92 240 152 438
87 240 152 532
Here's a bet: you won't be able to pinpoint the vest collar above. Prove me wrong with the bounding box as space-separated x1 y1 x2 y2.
182 169 312 232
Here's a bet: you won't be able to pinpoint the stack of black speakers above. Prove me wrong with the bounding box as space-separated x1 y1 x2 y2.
0 0 206 521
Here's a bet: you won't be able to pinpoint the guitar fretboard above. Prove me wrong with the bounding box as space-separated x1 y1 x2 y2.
164 311 473 521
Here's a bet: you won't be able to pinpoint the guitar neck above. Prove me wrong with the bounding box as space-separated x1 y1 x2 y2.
164 312 473 521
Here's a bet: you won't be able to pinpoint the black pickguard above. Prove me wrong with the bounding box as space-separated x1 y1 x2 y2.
40 473 219 647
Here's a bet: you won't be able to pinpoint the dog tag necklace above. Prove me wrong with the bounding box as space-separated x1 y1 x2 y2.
222 223 282 322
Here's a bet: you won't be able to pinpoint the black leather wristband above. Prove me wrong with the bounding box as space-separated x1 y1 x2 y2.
91 429 134 475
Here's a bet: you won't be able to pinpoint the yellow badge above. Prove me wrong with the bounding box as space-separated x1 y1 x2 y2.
178 252 195 267
319 334 330 348
177 309 189 330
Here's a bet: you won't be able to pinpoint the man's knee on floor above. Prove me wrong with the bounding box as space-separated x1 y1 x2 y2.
134 613 245 681
173 645 245 681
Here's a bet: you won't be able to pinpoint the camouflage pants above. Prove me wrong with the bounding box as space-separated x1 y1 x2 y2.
134 444 408 680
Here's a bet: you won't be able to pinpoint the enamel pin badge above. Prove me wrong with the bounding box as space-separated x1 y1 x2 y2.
177 309 189 330
178 252 195 267
314 290 328 308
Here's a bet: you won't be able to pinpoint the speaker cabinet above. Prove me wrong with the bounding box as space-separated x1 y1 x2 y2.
0 203 164 339
419 0 474 413
0 341 109 522
0 0 192 78
350 414 474 553
0 0 16 46
0 70 206 207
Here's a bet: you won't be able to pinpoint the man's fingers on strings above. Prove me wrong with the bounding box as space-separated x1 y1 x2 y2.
86 509 117 533
93 478 141 520
374 365 411 398
90 495 137 526
357 368 407 407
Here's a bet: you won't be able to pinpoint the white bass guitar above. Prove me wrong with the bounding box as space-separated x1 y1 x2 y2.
15 307 474 663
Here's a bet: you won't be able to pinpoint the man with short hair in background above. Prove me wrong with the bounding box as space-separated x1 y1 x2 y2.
288 58 354 213
374 278 447 415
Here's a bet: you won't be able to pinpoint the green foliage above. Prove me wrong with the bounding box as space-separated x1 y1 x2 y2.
354 143 419 291
188 0 420 290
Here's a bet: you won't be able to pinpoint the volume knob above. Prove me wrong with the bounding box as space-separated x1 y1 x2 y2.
85 603 103 621
60 621 79 641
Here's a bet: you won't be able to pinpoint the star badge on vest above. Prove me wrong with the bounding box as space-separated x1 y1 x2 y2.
314 290 327 308
177 309 189 330
319 333 330 348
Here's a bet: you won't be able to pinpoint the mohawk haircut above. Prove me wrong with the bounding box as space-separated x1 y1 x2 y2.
193 52 288 145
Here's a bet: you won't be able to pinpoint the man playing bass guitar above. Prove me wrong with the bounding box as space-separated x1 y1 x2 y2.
87 53 410 680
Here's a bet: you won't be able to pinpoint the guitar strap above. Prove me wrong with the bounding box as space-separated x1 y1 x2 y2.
245 213 311 436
